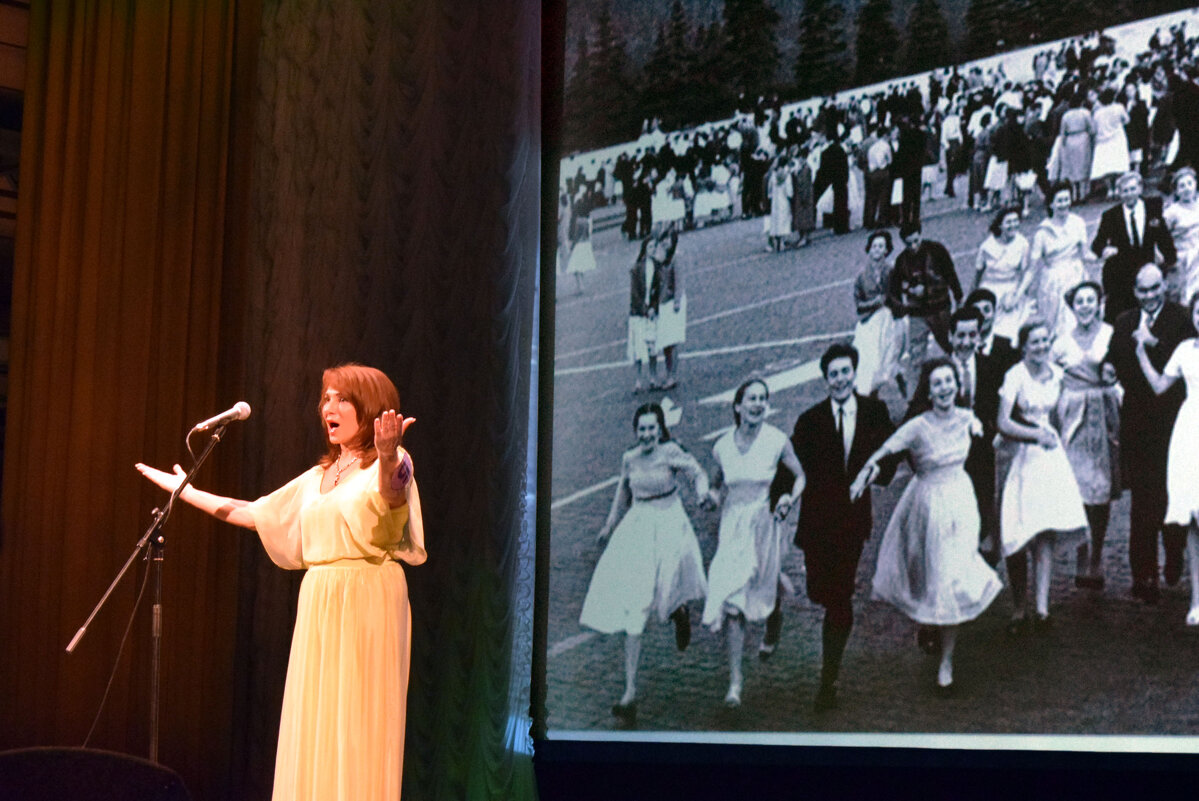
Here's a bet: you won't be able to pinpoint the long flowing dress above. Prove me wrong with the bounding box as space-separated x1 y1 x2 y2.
871 409 1003 625
246 457 425 801
702 424 790 627
1052 324 1122 505
1031 214 1089 336
977 233 1033 341
852 257 906 395
791 161 816 236
580 442 709 634
1164 200 1199 306
1090 103 1131 180
1164 340 1199 527
1057 108 1094 184
999 362 1090 556
768 169 793 238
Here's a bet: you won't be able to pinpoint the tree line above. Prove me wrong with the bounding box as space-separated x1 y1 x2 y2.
564 0 1189 153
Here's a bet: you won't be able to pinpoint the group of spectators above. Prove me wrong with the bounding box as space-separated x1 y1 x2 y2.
558 18 1199 257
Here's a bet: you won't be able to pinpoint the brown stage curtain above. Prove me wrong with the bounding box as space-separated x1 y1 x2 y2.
232 2 540 798
3 0 539 799
0 2 259 800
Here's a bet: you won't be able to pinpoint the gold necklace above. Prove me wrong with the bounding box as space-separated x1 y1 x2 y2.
333 452 360 486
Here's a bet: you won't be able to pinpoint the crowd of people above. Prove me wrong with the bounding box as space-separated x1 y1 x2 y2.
568 17 1199 726
559 19 1199 263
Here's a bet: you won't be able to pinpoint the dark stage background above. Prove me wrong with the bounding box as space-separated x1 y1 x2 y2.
0 1 540 799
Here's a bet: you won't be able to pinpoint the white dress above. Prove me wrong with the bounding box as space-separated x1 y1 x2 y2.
871 409 1003 625
1164 341 1199 527
852 259 906 395
1031 214 1089 337
768 171 793 237
1089 103 1131 179
999 362 1089 555
1164 201 1199 306
580 442 708 635
977 233 1033 341
702 424 789 626
246 458 425 801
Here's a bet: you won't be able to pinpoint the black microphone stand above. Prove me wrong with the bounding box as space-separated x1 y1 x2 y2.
66 424 231 763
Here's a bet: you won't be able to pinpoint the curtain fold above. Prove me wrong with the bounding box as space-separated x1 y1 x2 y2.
0 3 256 800
237 1 539 797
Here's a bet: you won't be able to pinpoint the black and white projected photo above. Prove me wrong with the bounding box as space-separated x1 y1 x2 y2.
545 0 1199 744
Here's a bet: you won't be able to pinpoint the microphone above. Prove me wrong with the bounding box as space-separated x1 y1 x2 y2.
191 402 252 432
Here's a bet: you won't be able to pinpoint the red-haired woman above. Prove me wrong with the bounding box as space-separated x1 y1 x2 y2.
137 363 424 801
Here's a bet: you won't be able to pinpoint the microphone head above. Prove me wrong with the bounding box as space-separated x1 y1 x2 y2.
233 401 252 421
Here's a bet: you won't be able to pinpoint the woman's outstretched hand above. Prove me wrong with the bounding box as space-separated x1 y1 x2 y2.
136 463 187 494
375 410 416 457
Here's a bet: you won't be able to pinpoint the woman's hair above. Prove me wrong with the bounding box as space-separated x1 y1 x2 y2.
653 228 679 264
1171 166 1197 197
904 357 959 419
989 205 1022 237
317 363 400 468
1064 280 1104 310
1099 87 1117 105
865 230 893 255
632 403 671 442
1047 180 1073 208
1016 319 1051 353
732 377 769 426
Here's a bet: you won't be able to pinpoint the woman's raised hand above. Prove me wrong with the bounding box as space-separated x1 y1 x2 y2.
374 409 416 457
136 463 187 494
849 462 876 501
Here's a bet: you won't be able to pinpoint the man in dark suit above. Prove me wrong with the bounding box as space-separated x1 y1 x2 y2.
946 307 1002 563
1092 171 1176 323
1105 264 1195 602
780 343 897 712
967 288 1019 368
814 131 850 235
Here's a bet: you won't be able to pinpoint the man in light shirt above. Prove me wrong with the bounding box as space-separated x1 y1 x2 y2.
862 126 893 229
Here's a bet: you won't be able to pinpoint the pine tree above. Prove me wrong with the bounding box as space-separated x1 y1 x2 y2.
589 2 638 148
690 21 734 125
563 31 594 152
722 0 781 102
964 0 1009 60
904 0 952 74
854 0 899 87
795 0 847 99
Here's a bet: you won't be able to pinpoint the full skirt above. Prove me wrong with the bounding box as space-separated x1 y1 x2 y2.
1165 398 1199 527
579 496 707 635
1056 385 1122 505
853 307 907 395
566 240 597 275
1000 441 1089 555
1090 134 1130 179
703 500 787 626
656 295 687 349
871 471 1003 625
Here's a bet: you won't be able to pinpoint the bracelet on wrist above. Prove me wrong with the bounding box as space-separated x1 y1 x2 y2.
389 450 413 491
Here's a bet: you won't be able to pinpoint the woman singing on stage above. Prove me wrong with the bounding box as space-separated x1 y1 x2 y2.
137 363 424 801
